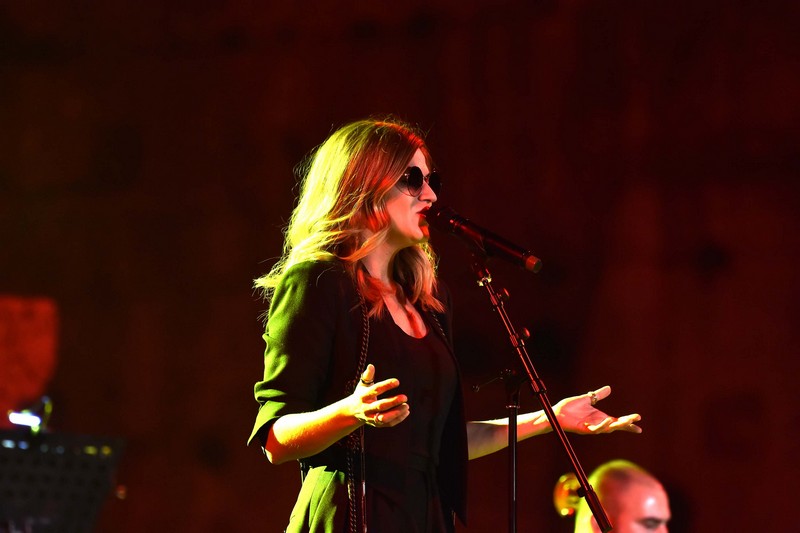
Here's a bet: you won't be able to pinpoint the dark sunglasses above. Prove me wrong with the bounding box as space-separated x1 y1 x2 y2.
395 166 441 197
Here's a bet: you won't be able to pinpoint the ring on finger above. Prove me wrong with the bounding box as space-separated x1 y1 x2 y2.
361 378 374 386
588 391 598 406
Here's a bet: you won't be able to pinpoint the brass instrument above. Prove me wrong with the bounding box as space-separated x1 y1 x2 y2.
553 472 582 517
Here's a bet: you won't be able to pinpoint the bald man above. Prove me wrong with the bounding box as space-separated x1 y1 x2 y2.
555 459 671 532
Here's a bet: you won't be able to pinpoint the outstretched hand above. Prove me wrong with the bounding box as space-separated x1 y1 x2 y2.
353 364 410 428
553 386 642 434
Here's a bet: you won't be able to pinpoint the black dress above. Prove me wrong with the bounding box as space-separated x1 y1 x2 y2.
363 310 458 532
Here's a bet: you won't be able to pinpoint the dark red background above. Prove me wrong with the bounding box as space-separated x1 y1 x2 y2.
2 2 798 531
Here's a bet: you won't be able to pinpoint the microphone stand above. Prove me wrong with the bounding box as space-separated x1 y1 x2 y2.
468 253 612 533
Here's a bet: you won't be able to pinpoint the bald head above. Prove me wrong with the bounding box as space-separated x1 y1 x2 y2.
574 460 670 533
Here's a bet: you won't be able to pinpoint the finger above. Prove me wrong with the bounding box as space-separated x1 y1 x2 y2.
585 417 614 433
374 403 411 427
380 403 411 426
610 414 641 426
368 394 408 414
372 377 401 396
360 364 376 386
609 414 642 433
609 420 643 433
591 385 612 402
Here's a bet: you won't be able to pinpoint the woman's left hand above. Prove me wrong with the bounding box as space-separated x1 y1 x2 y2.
553 386 642 434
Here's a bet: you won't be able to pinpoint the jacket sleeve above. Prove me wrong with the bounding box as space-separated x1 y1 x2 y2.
247 262 344 446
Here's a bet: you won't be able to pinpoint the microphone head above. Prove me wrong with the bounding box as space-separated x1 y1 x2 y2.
425 204 459 233
426 204 543 273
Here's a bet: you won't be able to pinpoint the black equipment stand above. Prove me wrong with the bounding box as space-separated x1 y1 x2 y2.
469 253 612 533
0 429 124 533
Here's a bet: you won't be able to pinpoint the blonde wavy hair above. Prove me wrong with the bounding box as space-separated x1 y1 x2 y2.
255 117 444 317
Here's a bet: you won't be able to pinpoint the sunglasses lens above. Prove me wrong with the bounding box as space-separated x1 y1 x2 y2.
406 166 424 195
397 166 441 196
428 171 441 195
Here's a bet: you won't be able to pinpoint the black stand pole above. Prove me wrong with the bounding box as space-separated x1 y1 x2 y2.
505 375 522 533
469 254 612 533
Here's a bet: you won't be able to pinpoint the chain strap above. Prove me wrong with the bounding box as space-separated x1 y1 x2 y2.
345 286 370 533
429 312 447 344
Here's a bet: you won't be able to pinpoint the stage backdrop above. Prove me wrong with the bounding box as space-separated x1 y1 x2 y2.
1 2 798 531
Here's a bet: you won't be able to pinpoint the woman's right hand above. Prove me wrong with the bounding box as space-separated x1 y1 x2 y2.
353 363 410 428
266 363 410 464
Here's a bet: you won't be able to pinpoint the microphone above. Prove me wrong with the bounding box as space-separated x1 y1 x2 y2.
426 205 542 273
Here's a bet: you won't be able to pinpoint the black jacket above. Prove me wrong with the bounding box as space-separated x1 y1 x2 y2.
249 260 469 524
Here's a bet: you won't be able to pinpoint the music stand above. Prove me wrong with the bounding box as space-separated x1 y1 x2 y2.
0 429 124 533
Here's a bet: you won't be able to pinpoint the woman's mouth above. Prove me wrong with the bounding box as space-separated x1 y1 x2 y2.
419 209 430 226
